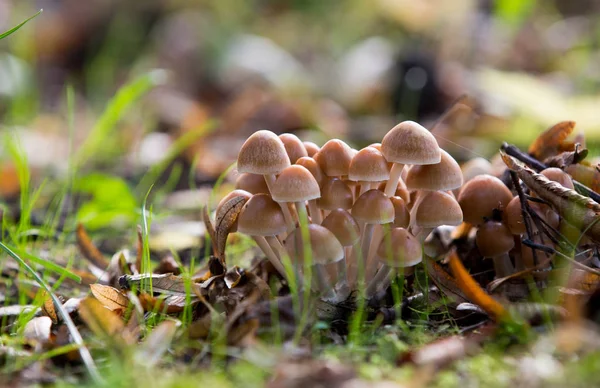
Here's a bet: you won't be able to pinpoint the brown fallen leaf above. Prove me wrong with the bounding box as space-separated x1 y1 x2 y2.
78 296 131 343
202 206 217 253
426 259 469 306
501 152 600 243
528 121 575 161
90 284 130 312
543 148 588 169
214 194 249 265
23 316 53 346
76 223 109 268
41 292 58 324
119 273 206 296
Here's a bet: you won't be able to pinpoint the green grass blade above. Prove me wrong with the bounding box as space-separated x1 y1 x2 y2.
0 9 42 40
17 250 81 283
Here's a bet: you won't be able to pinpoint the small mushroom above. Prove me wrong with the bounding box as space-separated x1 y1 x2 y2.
279 133 308 164
313 139 354 178
271 165 321 226
348 146 390 197
457 174 513 226
476 221 515 278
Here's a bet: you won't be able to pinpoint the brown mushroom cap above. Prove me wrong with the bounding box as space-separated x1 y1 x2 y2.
391 196 410 228
284 224 345 265
415 191 463 228
381 121 441 165
476 221 515 257
457 174 513 225
279 133 308 164
317 178 354 210
376 228 422 268
461 157 493 183
348 146 390 182
237 130 291 175
540 167 574 190
405 149 463 191
313 139 354 176
296 156 325 187
238 194 287 236
271 165 321 202
235 173 269 194
352 189 394 224
377 181 410 203
321 209 360 246
303 141 320 157
503 196 525 235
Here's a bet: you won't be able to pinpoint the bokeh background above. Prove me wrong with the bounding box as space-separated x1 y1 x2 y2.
1 0 600 209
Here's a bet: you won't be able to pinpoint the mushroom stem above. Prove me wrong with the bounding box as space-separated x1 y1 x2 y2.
346 241 361 288
360 223 375 279
366 264 393 298
253 235 287 278
358 181 370 197
415 227 434 243
314 264 337 300
264 174 295 232
365 225 385 279
307 200 321 224
492 253 514 278
334 255 350 298
384 163 405 197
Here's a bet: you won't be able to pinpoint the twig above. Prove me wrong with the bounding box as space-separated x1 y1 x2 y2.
522 240 600 276
501 143 600 204
509 170 539 266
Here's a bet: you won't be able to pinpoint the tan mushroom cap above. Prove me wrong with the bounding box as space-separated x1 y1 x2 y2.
237 130 291 175
415 191 463 228
237 194 287 236
348 146 390 182
381 120 441 165
540 168 574 190
235 173 269 194
376 228 422 268
405 149 463 191
279 133 308 164
377 181 410 203
321 209 360 246
317 178 354 210
313 139 354 176
303 141 320 157
503 196 525 235
476 221 515 257
284 224 345 265
296 156 325 187
457 174 513 225
461 157 493 183
216 189 253 233
271 165 320 202
391 196 410 228
352 189 394 224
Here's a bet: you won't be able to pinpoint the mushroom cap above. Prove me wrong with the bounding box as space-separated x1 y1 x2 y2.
237 194 287 236
405 149 463 191
377 181 410 203
296 156 325 187
271 165 321 202
457 174 513 225
352 189 394 224
321 209 360 246
235 173 269 194
376 228 422 268
540 167 574 190
279 133 308 164
237 130 291 175
348 146 390 182
381 121 441 165
216 189 253 233
317 178 354 210
391 196 410 228
461 157 493 183
284 224 345 265
313 139 354 176
503 196 525 235
303 141 320 157
415 191 463 228
476 221 515 257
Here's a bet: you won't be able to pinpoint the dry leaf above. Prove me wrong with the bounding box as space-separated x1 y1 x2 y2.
135 320 180 366
528 121 575 160
78 296 127 340
76 223 110 268
214 194 249 264
90 284 130 312
119 273 206 296
425 259 469 306
41 292 58 324
501 152 600 242
23 316 52 345
135 225 143 275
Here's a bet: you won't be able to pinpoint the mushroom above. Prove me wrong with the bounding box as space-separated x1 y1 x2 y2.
271 165 321 225
351 190 394 284
413 191 463 241
457 174 513 226
296 156 325 188
313 139 354 178
302 141 320 157
381 121 441 197
279 133 308 164
365 228 422 298
237 130 295 231
237 194 289 278
476 221 515 278
317 177 354 219
321 209 360 297
348 146 390 197
235 173 269 194
284 224 345 300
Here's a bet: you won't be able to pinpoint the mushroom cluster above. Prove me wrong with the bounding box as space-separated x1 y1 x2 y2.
219 121 465 302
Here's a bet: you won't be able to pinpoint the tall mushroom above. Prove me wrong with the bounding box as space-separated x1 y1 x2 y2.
237 130 294 231
381 121 441 197
313 139 354 179
271 165 321 225
348 146 390 197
